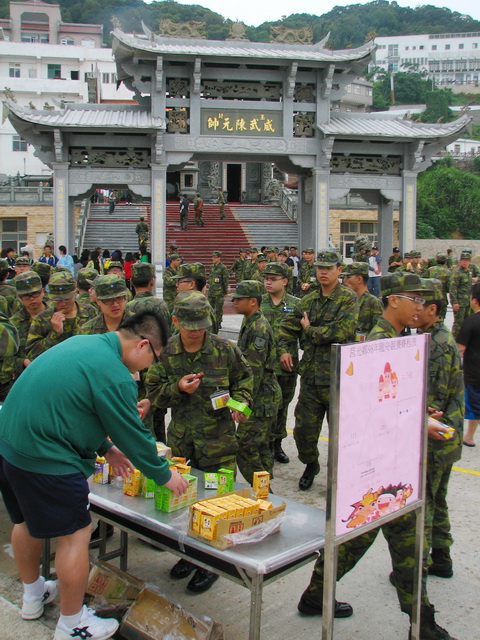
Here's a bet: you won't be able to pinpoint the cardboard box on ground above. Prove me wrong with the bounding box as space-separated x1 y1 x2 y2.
86 561 223 640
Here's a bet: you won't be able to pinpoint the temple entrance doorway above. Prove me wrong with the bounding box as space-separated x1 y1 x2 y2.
226 164 241 202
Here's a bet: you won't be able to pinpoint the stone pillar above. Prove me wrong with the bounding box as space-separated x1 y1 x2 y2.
312 167 330 251
378 197 394 274
151 164 167 290
52 164 70 249
399 171 417 254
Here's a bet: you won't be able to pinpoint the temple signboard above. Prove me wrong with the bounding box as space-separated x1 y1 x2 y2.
201 109 282 136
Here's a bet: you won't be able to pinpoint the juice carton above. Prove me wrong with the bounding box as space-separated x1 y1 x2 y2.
141 475 156 499
204 472 218 489
123 469 142 496
93 457 109 484
253 471 270 499
217 468 234 494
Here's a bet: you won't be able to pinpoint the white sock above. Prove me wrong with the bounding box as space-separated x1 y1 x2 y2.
23 575 45 600
59 607 84 629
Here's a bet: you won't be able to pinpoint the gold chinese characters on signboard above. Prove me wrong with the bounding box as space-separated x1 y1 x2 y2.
201 110 282 137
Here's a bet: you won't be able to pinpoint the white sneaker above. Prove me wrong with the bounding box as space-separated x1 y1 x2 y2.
22 579 59 620
54 606 119 640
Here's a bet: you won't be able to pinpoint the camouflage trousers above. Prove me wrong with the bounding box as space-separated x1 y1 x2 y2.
271 373 297 441
304 512 430 616
293 381 330 465
452 304 472 338
207 295 224 332
236 414 275 485
426 458 454 555
167 425 236 473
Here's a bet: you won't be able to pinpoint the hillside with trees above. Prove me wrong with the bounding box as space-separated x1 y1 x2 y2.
1 0 479 47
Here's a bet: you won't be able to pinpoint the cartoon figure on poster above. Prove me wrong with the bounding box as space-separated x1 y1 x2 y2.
343 483 413 529
378 362 398 402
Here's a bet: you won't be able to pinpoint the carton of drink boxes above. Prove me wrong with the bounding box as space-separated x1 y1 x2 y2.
188 488 286 549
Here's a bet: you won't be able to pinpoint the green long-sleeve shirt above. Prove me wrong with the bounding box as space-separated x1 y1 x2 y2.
0 332 171 485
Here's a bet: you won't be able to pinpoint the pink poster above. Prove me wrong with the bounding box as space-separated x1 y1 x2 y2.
335 334 427 538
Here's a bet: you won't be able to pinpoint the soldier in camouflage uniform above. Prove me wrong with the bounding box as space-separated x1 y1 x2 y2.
163 253 182 312
0 258 20 316
217 187 225 220
298 272 457 640
145 291 253 593
229 248 247 284
172 262 218 333
76 267 99 309
250 253 267 282
297 248 319 297
232 280 281 484
342 262 383 340
460 247 480 280
388 247 403 273
80 275 129 335
135 216 149 245
243 247 258 280
31 260 52 303
13 256 31 278
207 250 229 331
414 278 464 580
449 251 473 338
25 271 96 360
278 250 358 490
427 253 451 321
1 272 50 391
261 262 300 464
0 312 18 357
104 261 133 301
351 235 371 263
277 251 294 293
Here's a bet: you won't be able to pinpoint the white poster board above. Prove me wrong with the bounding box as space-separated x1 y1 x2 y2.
334 334 428 539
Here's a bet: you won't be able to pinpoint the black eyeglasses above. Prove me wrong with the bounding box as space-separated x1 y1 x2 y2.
140 335 159 364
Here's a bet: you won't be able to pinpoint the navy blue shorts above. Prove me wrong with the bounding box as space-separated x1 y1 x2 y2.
0 457 91 539
465 384 480 420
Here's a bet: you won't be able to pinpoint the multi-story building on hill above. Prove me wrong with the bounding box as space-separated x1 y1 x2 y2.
372 32 480 90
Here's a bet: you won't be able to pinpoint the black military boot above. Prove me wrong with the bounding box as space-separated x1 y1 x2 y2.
428 548 453 578
299 461 320 490
297 589 353 618
409 605 458 640
273 439 290 464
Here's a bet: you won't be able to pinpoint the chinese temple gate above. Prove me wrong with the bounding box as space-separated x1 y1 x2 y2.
5 24 470 266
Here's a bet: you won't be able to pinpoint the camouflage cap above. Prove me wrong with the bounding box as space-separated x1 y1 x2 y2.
460 251 471 260
169 244 178 250
436 252 448 263
380 272 424 297
304 248 314 253
266 247 276 253
231 279 264 299
48 271 77 299
463 247 473 254
277 250 287 257
250 247 258 253
106 261 124 272
421 278 443 301
404 251 412 259
131 262 155 279
93 274 128 300
263 262 290 278
15 256 30 266
173 262 206 280
239 248 247 253
77 267 99 287
212 250 222 257
31 261 51 278
411 250 421 258
173 291 212 330
14 270 43 295
342 262 369 277
314 250 342 267
0 258 9 271
169 253 182 262
257 253 267 262
51 265 70 274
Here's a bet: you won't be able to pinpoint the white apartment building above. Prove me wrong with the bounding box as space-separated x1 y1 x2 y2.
372 32 480 89
0 0 134 178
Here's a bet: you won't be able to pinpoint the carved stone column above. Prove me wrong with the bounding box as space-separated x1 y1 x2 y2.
399 170 417 254
312 167 330 250
52 163 70 250
151 164 167 284
378 196 394 274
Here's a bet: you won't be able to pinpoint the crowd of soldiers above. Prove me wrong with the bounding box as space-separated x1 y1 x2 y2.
0 236 475 640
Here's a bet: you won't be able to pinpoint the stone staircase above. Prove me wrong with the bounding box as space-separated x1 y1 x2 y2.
232 205 298 251
82 203 151 255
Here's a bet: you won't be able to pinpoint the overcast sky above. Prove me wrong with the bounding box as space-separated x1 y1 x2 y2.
152 0 480 27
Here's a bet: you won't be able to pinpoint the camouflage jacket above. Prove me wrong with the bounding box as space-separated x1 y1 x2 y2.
367 316 399 341
261 291 300 376
420 321 464 465
208 262 229 297
243 259 256 280
278 283 358 386
351 251 369 263
470 263 480 279
449 266 472 306
26 301 97 360
162 265 178 310
145 332 253 468
0 313 18 358
77 291 100 312
237 310 281 417
126 291 172 329
229 258 247 283
0 296 6 315
0 282 20 316
79 311 126 335
3 302 50 379
427 265 451 296
357 290 384 338
298 263 320 297
135 221 149 237
388 255 403 272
